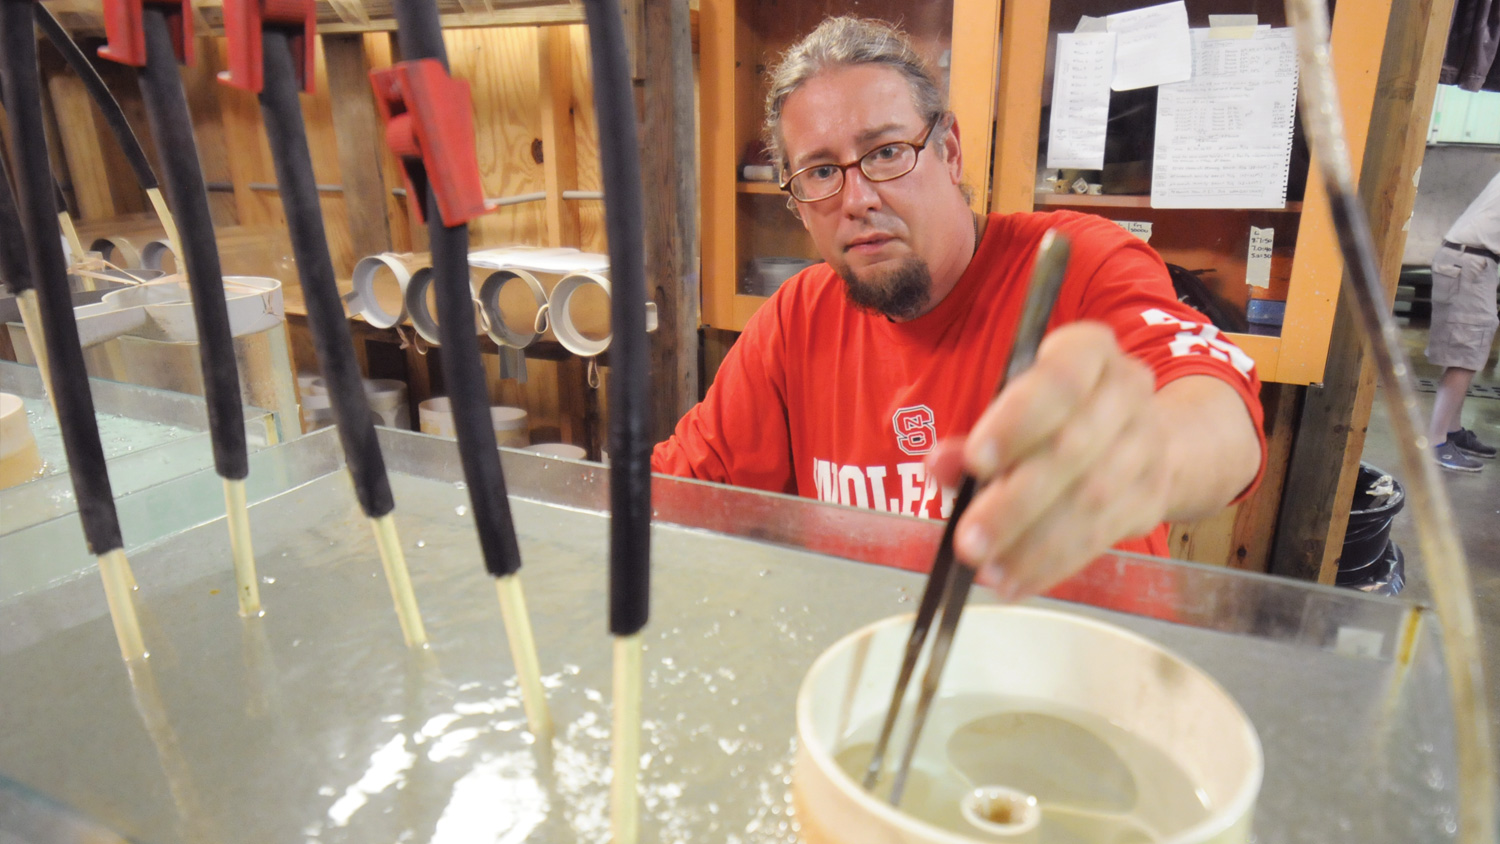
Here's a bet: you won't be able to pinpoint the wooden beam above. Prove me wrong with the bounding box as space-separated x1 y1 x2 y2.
44 73 116 219
1271 0 1457 582
988 0 1049 214
538 25 580 247
323 34 393 258
640 0 699 441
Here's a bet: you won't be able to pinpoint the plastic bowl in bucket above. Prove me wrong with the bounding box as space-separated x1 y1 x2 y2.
794 605 1262 844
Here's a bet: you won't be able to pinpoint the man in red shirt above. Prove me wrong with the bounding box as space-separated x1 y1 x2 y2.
652 16 1265 602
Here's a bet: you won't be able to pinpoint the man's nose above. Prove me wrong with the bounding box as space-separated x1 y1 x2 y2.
840 166 881 214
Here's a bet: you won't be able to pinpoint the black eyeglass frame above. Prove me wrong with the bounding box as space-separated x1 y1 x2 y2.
779 112 951 204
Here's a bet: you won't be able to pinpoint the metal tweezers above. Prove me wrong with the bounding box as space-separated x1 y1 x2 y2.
862 230 1073 806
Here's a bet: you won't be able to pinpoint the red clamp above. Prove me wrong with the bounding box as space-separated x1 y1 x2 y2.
98 0 194 67
217 0 317 94
370 60 491 227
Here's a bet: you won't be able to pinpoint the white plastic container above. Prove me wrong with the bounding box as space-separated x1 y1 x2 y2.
0 393 43 490
794 605 1262 844
418 397 529 448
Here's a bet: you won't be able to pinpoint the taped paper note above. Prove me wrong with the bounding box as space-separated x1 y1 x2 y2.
1047 32 1115 170
1105 1 1192 91
1247 226 1274 288
1208 14 1258 39
1115 220 1154 242
1076 15 1107 33
1151 28 1299 209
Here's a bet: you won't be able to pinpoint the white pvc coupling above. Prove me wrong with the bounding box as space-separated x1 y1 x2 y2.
141 239 175 272
546 271 658 358
343 253 412 330
477 268 548 349
88 236 142 269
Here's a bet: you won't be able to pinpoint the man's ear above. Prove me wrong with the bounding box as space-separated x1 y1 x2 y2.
943 115 964 185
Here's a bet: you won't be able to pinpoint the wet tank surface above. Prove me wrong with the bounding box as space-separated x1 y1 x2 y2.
0 428 1468 843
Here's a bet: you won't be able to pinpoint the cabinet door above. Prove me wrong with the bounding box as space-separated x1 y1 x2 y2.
993 0 1393 384
700 0 1002 331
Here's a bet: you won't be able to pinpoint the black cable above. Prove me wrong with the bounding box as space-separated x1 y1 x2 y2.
35 3 159 190
0 153 34 294
257 29 394 518
0 0 121 553
580 0 652 637
136 8 248 481
391 0 524 578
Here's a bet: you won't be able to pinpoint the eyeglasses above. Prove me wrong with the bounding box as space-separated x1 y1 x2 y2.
780 113 948 204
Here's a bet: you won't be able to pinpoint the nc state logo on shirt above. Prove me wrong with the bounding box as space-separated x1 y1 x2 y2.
892 405 936 456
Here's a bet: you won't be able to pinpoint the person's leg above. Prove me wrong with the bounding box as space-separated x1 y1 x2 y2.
1428 366 1476 445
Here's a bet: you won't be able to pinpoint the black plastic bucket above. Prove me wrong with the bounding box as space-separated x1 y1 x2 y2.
1337 463 1405 589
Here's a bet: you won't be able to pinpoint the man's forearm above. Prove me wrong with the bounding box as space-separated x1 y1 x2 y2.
1156 375 1263 523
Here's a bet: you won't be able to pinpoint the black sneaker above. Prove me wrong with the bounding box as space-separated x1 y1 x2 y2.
1435 442 1483 473
1450 428 1497 459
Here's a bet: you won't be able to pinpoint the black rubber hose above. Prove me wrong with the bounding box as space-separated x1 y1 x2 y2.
0 154 34 293
136 8 248 481
258 29 394 518
35 3 159 190
0 0 122 553
392 0 524 579
581 0 652 637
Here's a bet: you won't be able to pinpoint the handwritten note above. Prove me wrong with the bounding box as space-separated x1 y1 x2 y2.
1247 226 1274 287
1115 220 1154 243
1106 1 1192 91
1047 33 1115 170
1151 28 1299 209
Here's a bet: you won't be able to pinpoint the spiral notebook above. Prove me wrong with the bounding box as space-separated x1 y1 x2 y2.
1150 27 1299 209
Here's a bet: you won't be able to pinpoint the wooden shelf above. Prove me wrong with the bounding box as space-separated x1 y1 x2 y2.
1034 192 1304 213
737 181 784 195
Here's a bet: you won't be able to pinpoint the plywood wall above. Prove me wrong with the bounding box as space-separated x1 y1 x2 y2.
38 24 607 276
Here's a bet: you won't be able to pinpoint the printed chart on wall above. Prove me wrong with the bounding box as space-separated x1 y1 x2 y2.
1151 27 1299 209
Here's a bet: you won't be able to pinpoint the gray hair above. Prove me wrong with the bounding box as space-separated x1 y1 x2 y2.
763 16 945 173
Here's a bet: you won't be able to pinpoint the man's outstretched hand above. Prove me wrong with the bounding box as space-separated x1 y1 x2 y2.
926 322 1261 602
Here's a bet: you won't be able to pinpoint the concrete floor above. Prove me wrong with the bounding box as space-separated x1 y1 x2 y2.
1357 323 1499 763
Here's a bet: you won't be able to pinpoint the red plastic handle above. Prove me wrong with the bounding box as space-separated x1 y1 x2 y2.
218 0 318 94
97 0 194 67
369 60 491 227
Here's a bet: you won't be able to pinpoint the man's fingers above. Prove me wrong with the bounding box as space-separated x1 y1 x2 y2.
963 413 1166 600
955 352 1155 564
962 322 1118 479
925 439 967 490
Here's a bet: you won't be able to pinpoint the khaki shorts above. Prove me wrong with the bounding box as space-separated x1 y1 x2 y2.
1426 244 1499 371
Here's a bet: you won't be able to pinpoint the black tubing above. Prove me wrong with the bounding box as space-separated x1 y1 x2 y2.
393 0 525 579
137 8 248 481
392 0 448 71
0 154 34 293
428 192 525 578
35 3 159 190
0 0 122 553
258 30 394 518
581 0 652 637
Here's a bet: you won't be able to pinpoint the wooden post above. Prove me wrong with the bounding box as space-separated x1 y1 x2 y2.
45 73 117 219
988 0 1049 214
640 0 699 441
324 34 393 258
1271 0 1457 582
538 26 581 248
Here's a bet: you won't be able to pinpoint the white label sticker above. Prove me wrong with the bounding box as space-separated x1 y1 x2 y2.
1247 226 1274 288
1114 220 1154 243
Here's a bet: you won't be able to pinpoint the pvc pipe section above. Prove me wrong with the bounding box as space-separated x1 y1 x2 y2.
343 253 412 329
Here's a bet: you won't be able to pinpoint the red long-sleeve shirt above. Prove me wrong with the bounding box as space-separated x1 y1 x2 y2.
653 210 1265 559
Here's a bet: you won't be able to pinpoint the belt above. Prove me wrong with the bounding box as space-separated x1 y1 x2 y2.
1442 240 1500 262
